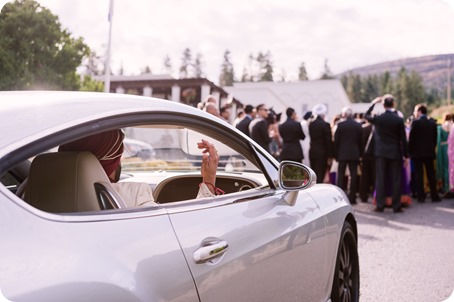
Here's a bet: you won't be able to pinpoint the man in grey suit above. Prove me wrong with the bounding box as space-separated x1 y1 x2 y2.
365 95 409 213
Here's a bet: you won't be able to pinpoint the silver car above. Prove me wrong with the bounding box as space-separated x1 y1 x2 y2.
0 91 359 302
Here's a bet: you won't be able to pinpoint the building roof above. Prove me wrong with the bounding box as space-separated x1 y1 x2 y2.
224 79 351 121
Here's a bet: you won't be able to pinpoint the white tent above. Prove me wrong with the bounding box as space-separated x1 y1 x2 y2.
225 79 351 122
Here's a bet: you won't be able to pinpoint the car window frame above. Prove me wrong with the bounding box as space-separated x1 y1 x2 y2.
0 111 280 221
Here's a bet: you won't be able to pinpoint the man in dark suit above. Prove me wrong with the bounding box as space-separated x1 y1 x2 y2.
309 103 333 183
359 119 375 202
236 104 255 137
334 107 363 204
409 104 441 202
279 107 306 162
365 94 409 213
249 104 271 153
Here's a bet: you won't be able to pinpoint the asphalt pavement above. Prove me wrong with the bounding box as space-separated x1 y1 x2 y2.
354 196 454 302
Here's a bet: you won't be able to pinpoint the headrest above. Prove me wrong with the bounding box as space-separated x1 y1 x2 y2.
24 151 123 213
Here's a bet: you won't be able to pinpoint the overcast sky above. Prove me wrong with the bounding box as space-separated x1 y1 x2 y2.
2 0 454 84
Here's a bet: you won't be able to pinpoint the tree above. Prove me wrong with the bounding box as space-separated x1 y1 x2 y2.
279 68 287 82
118 62 124 75
242 53 255 82
162 54 172 75
380 71 393 95
257 51 273 81
0 0 89 90
363 75 380 102
240 67 250 82
343 72 363 102
141 65 152 74
179 48 192 79
84 50 102 76
194 53 204 78
320 58 334 80
298 62 309 80
395 67 412 116
219 49 235 86
79 75 104 92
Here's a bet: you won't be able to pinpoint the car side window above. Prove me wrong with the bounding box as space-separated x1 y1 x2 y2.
1 172 20 193
3 124 270 214
120 126 268 204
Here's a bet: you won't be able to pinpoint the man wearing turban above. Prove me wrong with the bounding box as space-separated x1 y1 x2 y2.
59 129 220 206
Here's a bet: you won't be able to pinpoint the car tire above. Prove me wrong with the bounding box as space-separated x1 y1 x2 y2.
330 221 360 302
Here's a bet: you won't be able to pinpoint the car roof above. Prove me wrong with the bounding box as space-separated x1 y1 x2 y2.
0 91 224 155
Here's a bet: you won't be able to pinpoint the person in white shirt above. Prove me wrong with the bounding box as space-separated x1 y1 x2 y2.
59 129 220 207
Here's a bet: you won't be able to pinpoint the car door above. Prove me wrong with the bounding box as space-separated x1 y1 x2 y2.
0 192 199 302
168 187 329 302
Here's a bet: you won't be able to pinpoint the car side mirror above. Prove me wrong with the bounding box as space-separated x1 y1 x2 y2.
278 161 316 191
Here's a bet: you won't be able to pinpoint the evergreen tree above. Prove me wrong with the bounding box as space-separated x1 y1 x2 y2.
163 54 172 75
363 75 379 102
241 54 255 82
344 72 362 102
395 67 412 116
298 62 309 80
340 74 348 87
194 53 204 78
380 71 393 95
141 65 152 74
219 49 235 86
279 68 287 82
406 71 426 116
320 58 334 80
341 68 433 111
179 48 192 79
257 51 273 82
241 67 250 82
118 62 124 75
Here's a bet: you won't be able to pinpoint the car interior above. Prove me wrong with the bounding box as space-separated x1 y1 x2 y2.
1 123 269 214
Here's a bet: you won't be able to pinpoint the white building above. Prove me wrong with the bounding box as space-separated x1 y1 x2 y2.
224 79 352 121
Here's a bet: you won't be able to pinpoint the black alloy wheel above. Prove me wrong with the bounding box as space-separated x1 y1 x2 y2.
330 221 360 302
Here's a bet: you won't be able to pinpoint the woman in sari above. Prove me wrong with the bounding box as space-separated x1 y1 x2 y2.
448 118 454 194
437 113 452 197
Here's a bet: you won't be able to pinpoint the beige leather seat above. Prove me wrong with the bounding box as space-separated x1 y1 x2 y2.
24 151 126 213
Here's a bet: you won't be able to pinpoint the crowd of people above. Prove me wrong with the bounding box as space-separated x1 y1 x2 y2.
199 94 454 213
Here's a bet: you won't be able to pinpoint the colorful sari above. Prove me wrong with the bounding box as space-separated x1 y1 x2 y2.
436 125 450 194
448 129 454 192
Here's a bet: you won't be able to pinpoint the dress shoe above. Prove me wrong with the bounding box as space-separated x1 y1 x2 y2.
374 206 384 213
417 195 426 203
393 206 404 213
432 196 441 202
443 192 454 199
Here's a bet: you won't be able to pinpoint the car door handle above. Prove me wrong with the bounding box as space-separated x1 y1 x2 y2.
193 240 229 264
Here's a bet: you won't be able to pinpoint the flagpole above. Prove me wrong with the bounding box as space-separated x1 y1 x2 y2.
104 0 114 93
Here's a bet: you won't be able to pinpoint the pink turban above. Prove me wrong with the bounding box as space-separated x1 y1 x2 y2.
59 129 124 182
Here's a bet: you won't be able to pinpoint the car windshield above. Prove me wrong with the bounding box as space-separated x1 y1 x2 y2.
121 126 260 174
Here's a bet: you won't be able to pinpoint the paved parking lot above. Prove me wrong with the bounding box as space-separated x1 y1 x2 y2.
354 197 454 301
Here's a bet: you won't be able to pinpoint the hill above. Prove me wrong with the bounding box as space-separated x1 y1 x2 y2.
340 53 454 93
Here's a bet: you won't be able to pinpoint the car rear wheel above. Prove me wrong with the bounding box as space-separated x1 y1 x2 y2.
330 221 359 302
